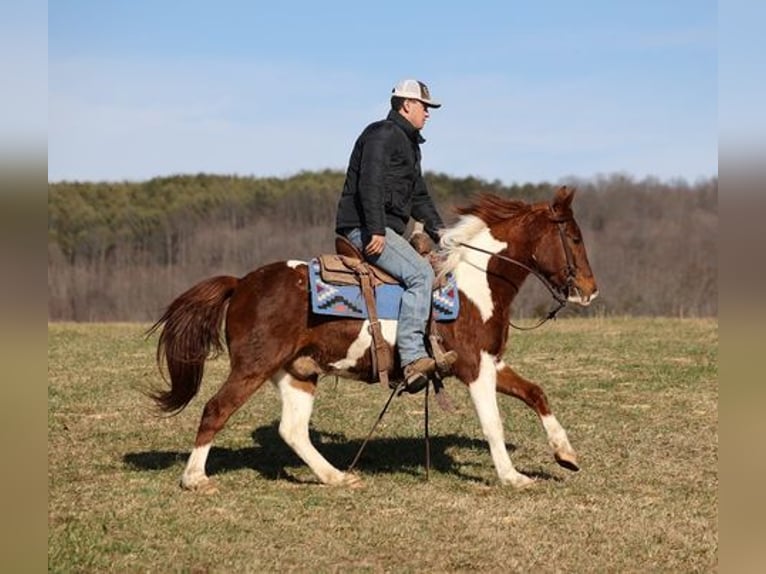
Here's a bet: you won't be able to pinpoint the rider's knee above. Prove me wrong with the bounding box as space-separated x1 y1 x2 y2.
410 257 435 288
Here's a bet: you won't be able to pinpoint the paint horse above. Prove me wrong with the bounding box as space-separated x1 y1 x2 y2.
149 186 598 491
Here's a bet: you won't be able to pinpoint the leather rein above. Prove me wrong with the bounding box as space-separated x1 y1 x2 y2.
454 215 577 331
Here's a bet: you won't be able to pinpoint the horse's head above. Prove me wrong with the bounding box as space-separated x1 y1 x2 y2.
533 186 598 306
439 187 598 311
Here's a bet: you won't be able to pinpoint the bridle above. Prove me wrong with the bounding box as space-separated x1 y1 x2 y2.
548 211 578 294
454 212 577 330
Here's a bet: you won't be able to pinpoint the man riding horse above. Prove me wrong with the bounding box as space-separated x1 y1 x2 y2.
335 79 454 393
148 80 599 492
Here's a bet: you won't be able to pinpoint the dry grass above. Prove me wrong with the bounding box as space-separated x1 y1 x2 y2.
48 318 717 572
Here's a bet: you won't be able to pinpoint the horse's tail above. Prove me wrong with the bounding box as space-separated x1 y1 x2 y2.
146 275 239 414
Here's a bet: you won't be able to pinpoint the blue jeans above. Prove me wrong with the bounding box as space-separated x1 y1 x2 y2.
344 227 434 366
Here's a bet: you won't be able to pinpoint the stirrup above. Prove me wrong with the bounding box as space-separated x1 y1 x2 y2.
429 334 458 375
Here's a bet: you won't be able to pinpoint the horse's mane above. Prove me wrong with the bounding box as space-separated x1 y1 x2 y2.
437 193 534 278
455 193 531 225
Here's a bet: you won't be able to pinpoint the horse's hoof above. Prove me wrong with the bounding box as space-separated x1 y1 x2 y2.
323 471 363 488
181 476 219 494
502 473 536 489
514 474 536 489
554 451 580 472
340 472 364 489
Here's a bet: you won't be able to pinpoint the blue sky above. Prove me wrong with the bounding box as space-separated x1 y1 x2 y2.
48 1 718 184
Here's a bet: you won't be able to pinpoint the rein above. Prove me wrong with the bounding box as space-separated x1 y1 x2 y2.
455 218 575 330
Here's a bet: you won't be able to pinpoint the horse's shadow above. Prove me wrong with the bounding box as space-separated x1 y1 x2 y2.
123 421 560 483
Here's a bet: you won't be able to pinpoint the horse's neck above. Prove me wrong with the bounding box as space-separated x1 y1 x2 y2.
452 227 529 322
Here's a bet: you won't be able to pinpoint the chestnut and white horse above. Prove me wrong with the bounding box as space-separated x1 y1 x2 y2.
149 186 598 491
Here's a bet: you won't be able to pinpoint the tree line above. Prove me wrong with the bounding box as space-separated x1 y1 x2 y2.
48 170 717 322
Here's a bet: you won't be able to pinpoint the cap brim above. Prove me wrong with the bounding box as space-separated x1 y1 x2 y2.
391 88 441 108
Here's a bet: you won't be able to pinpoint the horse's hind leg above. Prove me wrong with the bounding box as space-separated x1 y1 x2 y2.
273 371 360 487
181 369 267 492
495 361 579 471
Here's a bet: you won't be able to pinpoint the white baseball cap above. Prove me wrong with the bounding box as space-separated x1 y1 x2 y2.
391 79 441 108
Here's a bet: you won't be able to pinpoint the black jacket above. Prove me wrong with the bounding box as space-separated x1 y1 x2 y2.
335 110 444 241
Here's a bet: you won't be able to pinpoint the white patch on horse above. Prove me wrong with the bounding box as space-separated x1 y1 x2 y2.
286 260 306 269
273 370 350 485
329 319 397 372
542 414 572 454
439 214 488 276
454 227 507 322
469 352 533 488
181 443 212 489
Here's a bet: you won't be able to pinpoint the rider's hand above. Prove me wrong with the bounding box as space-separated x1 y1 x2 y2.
365 234 386 256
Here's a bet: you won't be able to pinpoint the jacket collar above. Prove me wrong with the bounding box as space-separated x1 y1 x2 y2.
387 110 426 144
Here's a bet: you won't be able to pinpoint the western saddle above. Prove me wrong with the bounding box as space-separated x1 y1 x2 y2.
317 234 455 389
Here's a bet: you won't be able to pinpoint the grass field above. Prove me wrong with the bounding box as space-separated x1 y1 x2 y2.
48 317 717 572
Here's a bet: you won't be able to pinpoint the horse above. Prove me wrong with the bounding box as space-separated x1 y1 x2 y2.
148 185 598 491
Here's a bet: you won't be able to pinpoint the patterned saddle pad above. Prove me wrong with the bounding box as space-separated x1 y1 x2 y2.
307 259 459 321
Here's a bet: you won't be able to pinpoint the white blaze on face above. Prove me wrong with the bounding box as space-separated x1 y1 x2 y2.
455 227 507 322
329 319 397 371
286 260 306 269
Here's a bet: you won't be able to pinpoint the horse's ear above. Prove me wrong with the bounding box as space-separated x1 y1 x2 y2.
552 186 575 214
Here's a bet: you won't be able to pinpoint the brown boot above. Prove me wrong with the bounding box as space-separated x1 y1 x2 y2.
400 357 437 394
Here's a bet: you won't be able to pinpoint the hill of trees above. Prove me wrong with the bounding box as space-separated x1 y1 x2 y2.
48 170 717 322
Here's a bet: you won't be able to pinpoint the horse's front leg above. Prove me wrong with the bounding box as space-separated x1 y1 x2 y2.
495 362 579 471
468 352 534 488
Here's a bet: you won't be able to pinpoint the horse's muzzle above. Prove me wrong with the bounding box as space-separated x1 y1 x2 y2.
568 285 599 306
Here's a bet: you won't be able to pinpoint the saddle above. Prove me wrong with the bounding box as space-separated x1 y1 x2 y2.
316 237 395 387
318 238 400 288
317 235 454 390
